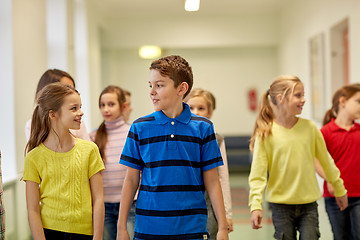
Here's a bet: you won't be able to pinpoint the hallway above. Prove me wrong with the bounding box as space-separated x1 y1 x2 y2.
228 173 333 239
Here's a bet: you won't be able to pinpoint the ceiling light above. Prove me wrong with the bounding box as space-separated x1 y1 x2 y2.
185 0 200 12
139 46 162 59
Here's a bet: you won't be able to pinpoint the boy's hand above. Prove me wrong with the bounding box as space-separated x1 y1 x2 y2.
116 229 130 240
251 210 263 229
336 194 348 211
216 229 229 240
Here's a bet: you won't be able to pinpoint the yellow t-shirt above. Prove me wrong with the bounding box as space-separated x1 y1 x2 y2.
248 118 346 212
23 139 105 235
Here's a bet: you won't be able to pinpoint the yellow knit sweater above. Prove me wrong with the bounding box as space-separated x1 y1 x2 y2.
23 139 105 235
249 118 346 212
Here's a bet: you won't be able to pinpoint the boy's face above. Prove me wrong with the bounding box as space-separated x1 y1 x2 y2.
149 69 183 114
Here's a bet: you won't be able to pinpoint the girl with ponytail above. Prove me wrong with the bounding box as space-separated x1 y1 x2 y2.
25 69 90 141
315 84 360 239
248 75 348 239
23 83 105 240
90 85 133 240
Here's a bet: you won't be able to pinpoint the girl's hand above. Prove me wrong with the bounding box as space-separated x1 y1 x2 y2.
216 229 229 240
251 210 263 229
336 194 348 211
116 229 130 240
327 182 335 195
226 218 233 233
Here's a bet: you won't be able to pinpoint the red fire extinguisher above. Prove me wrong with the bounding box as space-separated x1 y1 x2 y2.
248 88 257 111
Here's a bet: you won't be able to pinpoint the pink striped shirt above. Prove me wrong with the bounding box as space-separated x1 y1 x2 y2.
90 117 130 203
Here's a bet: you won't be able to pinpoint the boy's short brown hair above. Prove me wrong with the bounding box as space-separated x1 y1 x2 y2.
150 55 193 98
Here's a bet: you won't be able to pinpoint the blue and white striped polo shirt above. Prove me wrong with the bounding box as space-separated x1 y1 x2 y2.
120 103 223 240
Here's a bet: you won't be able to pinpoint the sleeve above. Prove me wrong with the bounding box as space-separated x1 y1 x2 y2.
218 139 233 219
120 124 145 170
201 124 223 172
248 136 268 212
88 144 105 178
315 126 347 197
23 152 41 184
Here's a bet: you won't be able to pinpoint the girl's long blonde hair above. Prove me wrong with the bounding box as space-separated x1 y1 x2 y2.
93 85 126 161
249 75 302 152
323 83 360 126
25 83 79 154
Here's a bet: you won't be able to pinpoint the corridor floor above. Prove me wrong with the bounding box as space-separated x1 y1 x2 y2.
228 173 333 240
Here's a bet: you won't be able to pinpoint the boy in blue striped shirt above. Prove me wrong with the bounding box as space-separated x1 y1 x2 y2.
117 55 228 240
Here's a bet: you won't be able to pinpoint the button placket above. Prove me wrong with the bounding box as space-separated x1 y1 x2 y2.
168 120 177 149
170 121 175 138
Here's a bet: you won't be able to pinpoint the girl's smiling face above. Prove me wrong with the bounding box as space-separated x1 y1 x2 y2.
283 83 305 116
56 93 83 130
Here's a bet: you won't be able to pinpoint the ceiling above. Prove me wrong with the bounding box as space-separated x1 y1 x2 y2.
92 0 285 19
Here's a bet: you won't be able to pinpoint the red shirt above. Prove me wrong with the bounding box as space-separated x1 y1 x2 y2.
321 118 360 197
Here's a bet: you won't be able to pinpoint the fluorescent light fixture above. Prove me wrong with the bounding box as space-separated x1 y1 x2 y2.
185 0 200 12
139 45 162 59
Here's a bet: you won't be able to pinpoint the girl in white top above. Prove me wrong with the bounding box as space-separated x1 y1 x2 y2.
25 69 90 141
185 88 233 239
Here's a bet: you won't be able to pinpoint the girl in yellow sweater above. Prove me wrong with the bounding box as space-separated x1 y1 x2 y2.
24 83 105 240
248 75 348 239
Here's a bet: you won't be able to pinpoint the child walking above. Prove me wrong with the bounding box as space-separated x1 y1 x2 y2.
117 55 228 240
315 84 360 240
90 86 132 240
23 83 105 240
248 75 348 240
25 69 91 141
185 88 233 238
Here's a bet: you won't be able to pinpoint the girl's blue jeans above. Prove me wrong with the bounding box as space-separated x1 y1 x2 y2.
103 200 136 240
269 201 320 240
325 197 360 240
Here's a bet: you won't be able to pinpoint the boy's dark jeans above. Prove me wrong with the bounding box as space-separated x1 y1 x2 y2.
325 197 360 240
269 202 320 240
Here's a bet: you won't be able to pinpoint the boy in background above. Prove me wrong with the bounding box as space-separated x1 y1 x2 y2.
117 55 228 240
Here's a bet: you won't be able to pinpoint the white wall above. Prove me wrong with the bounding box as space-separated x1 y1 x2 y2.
279 0 360 120
101 13 281 49
87 0 104 131
0 0 16 183
9 1 47 239
101 46 278 135
99 12 281 135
